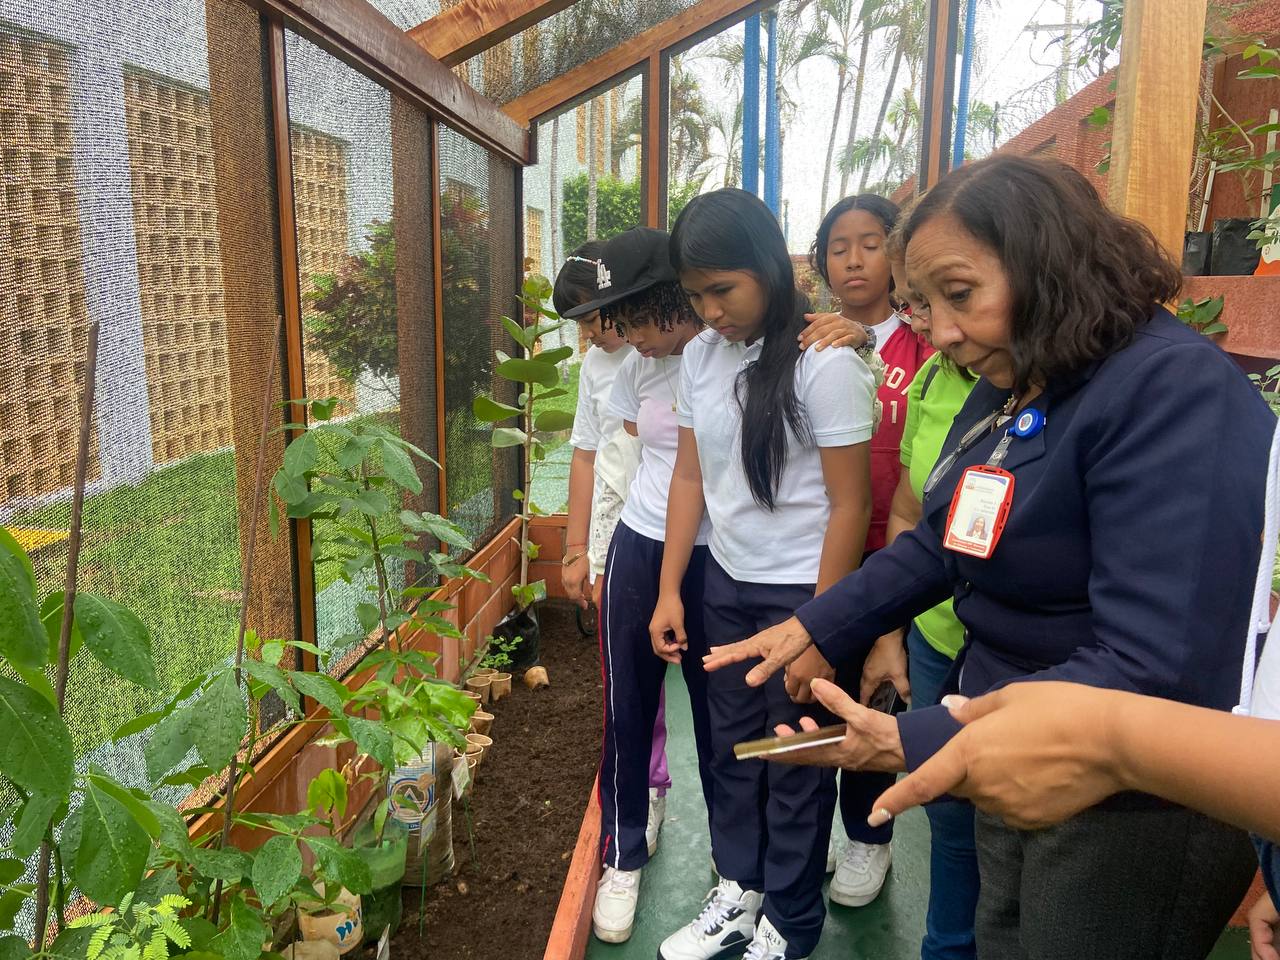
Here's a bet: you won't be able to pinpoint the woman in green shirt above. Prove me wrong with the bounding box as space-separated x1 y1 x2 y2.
860 245 979 960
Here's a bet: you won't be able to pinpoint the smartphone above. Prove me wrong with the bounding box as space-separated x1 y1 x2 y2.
733 724 847 761
869 679 907 716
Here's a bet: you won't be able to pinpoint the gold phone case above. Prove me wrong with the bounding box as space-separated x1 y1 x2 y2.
733 723 848 760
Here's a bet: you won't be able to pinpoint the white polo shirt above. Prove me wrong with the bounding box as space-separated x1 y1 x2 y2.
569 344 630 504
677 329 876 583
608 350 711 545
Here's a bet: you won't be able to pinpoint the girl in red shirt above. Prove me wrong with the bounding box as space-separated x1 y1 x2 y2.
808 194 932 908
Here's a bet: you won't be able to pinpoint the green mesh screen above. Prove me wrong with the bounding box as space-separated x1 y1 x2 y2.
437 123 519 549
0 0 294 836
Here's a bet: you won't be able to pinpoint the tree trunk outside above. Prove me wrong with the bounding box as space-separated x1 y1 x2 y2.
838 27 872 199
860 43 903 191
821 59 848 213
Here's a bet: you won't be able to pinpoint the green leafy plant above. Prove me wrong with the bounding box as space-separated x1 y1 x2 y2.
68 894 194 960
560 173 701 253
1176 294 1227 336
472 275 575 612
478 633 520 672
1250 363 1280 417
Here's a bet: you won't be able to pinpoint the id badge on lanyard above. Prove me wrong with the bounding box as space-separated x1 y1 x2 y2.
942 408 1043 560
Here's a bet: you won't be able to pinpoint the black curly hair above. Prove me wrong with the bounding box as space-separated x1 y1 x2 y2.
600 281 701 334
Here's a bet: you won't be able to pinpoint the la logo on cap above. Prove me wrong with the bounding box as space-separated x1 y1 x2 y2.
596 261 612 290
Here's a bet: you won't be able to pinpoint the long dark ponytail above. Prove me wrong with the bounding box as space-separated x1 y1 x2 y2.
670 189 811 510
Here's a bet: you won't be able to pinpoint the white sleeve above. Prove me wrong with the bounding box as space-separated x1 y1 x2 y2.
676 336 699 429
569 358 601 451
607 352 642 423
801 348 876 447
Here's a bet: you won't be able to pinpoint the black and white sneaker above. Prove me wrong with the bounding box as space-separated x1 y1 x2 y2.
657 879 762 960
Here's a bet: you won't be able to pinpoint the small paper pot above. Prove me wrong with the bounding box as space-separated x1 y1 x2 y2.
297 889 363 955
469 710 493 735
465 732 493 763
464 676 491 704
523 666 550 691
461 690 482 707
490 672 512 701
475 667 498 678
465 755 479 795
464 741 484 768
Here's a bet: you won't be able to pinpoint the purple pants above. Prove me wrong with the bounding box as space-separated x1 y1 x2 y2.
650 686 670 795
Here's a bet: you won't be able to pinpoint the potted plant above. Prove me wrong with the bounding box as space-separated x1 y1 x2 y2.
471 274 577 669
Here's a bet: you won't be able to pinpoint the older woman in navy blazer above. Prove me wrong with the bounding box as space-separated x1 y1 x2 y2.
706 155 1275 960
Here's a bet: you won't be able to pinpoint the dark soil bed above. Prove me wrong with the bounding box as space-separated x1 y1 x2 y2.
390 601 602 959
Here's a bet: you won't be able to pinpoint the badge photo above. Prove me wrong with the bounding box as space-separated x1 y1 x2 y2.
943 465 1016 560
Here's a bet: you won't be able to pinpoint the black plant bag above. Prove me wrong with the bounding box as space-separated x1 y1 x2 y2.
1211 218 1261 275
492 605 541 670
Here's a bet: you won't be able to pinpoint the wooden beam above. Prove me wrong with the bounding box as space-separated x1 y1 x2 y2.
918 0 959 191
503 0 773 126
1107 0 1209 258
406 0 575 68
644 54 664 227
266 19 320 679
243 0 529 163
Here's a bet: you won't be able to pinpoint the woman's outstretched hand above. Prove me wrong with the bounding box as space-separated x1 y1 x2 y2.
767 678 906 772
799 312 868 352
867 682 1122 830
702 615 815 686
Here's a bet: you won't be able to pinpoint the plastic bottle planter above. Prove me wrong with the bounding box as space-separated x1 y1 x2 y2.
388 743 457 887
298 889 363 955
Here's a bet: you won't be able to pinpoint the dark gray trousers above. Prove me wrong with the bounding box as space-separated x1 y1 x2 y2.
974 802 1256 960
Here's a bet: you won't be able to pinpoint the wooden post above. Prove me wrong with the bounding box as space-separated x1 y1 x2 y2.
206 0 295 646
1107 0 1209 258
644 53 666 228
919 0 959 192
266 18 320 676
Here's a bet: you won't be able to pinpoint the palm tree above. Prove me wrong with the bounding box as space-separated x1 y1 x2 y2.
812 0 858 214
612 56 715 192
858 0 926 191
709 5 832 195
836 0 886 199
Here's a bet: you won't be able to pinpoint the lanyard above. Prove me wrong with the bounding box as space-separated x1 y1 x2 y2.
923 400 1016 498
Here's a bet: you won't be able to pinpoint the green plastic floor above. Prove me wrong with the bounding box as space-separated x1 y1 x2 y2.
585 666 1251 960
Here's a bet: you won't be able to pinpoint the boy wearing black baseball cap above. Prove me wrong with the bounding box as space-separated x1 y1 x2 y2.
570 227 717 946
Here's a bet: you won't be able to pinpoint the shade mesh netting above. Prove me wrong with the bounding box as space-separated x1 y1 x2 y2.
0 0 519 919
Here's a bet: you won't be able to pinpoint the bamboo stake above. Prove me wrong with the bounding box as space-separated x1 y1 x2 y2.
210 315 283 926
32 321 100 948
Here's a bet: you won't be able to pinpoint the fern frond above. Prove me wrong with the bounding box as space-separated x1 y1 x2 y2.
86 924 113 960
156 895 191 915
158 918 190 949
142 929 167 960
69 914 114 930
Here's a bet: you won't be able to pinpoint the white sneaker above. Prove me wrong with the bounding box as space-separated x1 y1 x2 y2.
828 840 892 907
825 834 838 874
647 788 667 856
593 866 640 943
744 915 806 960
658 878 762 959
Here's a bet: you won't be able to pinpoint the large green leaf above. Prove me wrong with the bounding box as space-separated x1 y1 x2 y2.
306 769 347 822
144 704 195 782
491 427 527 449
400 511 473 551
0 532 47 671
86 774 161 838
290 672 352 716
191 847 253 883
0 895 24 934
241 658 301 716
190 671 247 772
0 934 31 960
378 440 422 495
534 409 575 433
75 777 149 906
74 593 158 689
496 358 559 387
250 835 302 908
304 837 372 895
348 717 393 768
0 677 72 798
499 315 531 350
282 431 320 475
210 896 269 960
539 345 575 365
472 396 523 423
11 792 59 858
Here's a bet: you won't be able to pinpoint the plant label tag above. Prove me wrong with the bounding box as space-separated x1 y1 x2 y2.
376 926 390 960
943 465 1015 560
452 758 471 799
